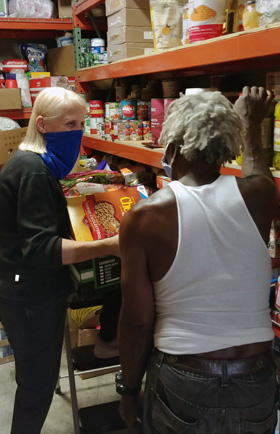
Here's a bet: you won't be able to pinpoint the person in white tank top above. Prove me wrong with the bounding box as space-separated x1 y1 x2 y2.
117 87 279 434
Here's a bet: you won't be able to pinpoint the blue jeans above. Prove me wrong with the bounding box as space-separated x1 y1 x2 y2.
143 349 279 434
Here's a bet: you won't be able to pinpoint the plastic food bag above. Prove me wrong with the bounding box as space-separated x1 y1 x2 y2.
150 0 186 50
10 69 32 108
0 117 21 131
19 43 47 72
8 0 56 18
256 0 280 25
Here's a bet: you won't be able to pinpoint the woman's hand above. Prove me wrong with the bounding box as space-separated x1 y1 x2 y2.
234 86 272 127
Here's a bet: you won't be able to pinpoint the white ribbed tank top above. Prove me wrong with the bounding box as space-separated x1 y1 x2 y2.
153 176 273 354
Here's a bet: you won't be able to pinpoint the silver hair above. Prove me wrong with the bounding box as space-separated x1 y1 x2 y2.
159 91 244 167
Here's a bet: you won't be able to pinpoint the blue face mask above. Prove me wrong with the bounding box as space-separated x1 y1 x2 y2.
161 144 177 179
161 153 172 178
40 130 83 180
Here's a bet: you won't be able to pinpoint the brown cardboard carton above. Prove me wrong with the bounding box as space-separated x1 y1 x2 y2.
107 42 154 63
57 0 73 18
107 25 153 46
0 127 27 166
107 8 151 29
47 45 75 76
0 88 22 110
105 0 150 16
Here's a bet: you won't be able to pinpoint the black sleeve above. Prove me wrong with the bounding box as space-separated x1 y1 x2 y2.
18 171 63 269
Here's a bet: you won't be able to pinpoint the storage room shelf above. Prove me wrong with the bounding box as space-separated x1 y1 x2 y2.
81 134 164 168
76 24 280 83
0 108 32 120
0 17 72 30
0 17 73 38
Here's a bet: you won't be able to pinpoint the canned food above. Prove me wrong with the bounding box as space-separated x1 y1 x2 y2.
90 117 104 135
123 121 132 140
111 121 120 141
130 120 143 141
142 120 152 141
137 101 149 120
121 99 137 120
89 100 104 117
104 120 111 138
105 102 121 121
117 121 125 141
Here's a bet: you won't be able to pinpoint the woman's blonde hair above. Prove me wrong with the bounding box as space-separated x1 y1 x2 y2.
159 91 244 167
19 87 86 154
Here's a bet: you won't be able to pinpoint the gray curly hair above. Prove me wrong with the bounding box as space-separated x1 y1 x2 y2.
159 91 244 167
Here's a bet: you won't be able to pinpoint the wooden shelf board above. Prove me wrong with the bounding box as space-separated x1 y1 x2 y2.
77 25 280 82
81 134 164 168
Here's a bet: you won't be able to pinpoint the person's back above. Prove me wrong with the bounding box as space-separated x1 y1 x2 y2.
117 87 279 434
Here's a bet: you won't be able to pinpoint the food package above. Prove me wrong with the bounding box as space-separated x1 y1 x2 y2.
188 0 227 43
0 59 27 73
149 0 185 50
60 170 125 198
20 43 47 72
0 117 20 131
256 0 280 26
10 69 32 108
8 0 57 18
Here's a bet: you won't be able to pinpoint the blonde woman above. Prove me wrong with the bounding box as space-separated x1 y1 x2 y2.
0 88 119 434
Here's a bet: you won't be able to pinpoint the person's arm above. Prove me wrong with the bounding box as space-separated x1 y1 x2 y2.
234 86 273 179
61 234 120 264
118 204 155 433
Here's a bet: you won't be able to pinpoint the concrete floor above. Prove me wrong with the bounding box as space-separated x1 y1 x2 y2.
0 347 129 434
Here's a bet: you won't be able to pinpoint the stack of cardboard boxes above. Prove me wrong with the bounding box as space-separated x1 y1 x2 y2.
106 0 154 63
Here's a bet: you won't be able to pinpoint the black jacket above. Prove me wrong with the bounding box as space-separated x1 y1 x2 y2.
0 150 75 302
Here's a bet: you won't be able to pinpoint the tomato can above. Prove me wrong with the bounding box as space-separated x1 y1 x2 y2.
121 99 137 120
104 120 111 138
105 102 122 121
130 120 143 141
89 100 104 117
143 120 152 141
111 121 120 140
137 101 149 120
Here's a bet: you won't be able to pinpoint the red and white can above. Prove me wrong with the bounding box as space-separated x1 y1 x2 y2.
89 100 104 134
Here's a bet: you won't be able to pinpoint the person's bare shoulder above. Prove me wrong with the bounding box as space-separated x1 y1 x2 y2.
237 174 278 220
120 186 176 240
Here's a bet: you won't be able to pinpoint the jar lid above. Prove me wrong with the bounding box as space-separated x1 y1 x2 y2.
90 38 105 46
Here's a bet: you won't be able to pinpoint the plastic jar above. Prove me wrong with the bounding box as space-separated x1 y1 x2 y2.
90 38 105 54
242 1 262 30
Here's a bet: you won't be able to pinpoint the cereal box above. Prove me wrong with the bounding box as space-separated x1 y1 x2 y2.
67 188 142 295
151 99 164 145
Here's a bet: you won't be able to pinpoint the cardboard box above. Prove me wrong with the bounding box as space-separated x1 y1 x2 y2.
107 42 154 63
107 8 151 29
0 127 27 166
57 0 73 18
156 175 171 189
107 25 153 46
67 188 142 296
29 77 51 105
47 45 76 77
105 0 149 16
0 88 22 110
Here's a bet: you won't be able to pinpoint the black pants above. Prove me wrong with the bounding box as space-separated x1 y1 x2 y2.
0 292 68 434
99 290 122 342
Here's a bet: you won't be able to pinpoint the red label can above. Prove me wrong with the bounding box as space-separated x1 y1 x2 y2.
121 99 137 120
89 100 104 117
